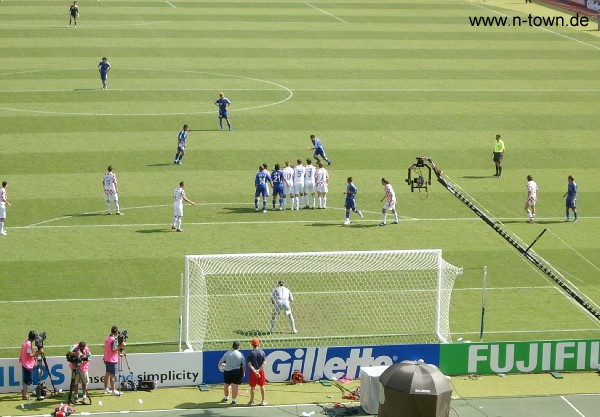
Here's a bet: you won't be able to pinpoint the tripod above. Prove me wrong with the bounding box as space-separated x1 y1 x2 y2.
117 350 133 392
67 368 91 405
35 351 59 400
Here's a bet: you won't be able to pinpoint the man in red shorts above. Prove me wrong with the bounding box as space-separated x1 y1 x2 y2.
247 338 267 406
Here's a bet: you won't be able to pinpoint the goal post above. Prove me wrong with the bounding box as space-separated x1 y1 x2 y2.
182 250 462 351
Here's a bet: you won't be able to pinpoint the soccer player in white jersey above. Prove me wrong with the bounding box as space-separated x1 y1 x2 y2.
379 178 399 226
303 158 316 209
292 159 306 210
282 161 294 210
525 175 538 223
173 181 196 232
269 280 297 334
103 166 121 215
315 162 329 209
0 181 11 236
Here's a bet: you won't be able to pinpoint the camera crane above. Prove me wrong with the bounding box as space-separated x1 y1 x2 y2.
406 156 600 322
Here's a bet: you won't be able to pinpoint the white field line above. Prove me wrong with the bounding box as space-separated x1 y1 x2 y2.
3 87 600 94
165 1 176 8
0 286 561 305
0 295 177 305
16 215 600 230
472 2 600 52
561 396 587 417
0 69 294 116
304 2 348 23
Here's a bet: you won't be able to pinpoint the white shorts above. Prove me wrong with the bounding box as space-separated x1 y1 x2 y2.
273 300 292 316
105 192 118 202
317 185 328 194
293 182 305 195
0 205 5 218
383 202 396 211
174 202 183 217
284 183 294 195
526 197 537 206
304 182 315 194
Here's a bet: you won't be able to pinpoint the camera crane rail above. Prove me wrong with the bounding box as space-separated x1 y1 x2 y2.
406 156 600 323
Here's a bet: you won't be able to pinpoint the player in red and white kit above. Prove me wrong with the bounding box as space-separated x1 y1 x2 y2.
0 181 10 236
103 166 121 215
315 162 329 209
379 178 399 226
173 181 195 232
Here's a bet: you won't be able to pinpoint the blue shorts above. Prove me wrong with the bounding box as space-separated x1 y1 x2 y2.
104 361 117 376
177 145 185 152
566 197 577 209
255 186 269 198
219 110 229 119
314 147 326 158
22 366 33 386
345 200 356 210
272 184 284 197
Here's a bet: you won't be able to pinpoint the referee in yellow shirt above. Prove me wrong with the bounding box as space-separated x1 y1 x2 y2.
493 134 505 177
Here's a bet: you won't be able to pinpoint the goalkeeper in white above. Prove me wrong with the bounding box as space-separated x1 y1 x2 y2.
269 280 297 334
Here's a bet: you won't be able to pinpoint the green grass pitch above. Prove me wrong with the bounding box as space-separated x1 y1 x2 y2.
1 0 599 357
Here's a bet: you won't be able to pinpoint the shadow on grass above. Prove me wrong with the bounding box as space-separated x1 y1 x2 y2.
461 175 497 179
147 163 175 167
223 207 260 214
135 229 171 234
65 212 105 217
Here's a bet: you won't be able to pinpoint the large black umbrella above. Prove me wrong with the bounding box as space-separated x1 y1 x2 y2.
379 360 452 395
378 360 452 417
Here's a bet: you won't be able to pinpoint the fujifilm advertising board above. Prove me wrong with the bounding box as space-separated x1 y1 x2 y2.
0 352 202 394
202 344 440 384
439 340 600 375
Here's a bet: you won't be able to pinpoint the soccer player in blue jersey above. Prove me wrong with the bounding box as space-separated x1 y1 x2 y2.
563 175 578 222
343 177 363 225
255 166 272 213
271 164 285 211
174 124 189 165
214 92 232 131
307 134 331 165
98 57 111 90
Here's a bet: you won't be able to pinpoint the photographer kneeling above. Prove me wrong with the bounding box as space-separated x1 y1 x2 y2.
66 342 91 404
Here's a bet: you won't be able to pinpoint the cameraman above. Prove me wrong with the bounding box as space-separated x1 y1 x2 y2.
19 331 43 400
67 342 91 403
103 326 126 396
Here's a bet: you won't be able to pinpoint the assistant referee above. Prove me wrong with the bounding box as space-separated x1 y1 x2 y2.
493 134 505 177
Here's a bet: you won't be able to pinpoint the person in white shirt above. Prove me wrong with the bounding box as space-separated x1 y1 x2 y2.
282 161 295 210
315 162 329 209
269 280 297 334
525 175 538 223
303 158 316 209
0 181 11 236
173 181 196 232
292 159 306 210
217 341 245 405
379 178 399 226
103 166 121 215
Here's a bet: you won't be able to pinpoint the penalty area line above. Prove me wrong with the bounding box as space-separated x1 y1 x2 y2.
304 2 347 23
0 295 178 305
165 1 176 8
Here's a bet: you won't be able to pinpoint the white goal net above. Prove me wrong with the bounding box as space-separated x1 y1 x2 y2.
183 250 462 351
